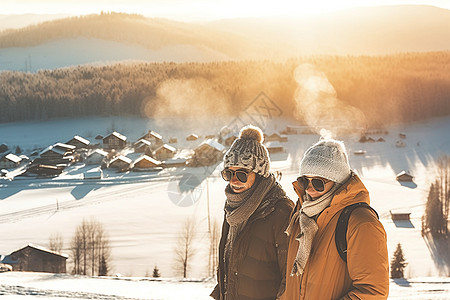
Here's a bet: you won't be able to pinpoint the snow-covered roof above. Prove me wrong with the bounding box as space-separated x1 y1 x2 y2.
4 153 22 163
69 135 90 145
110 155 132 165
88 149 108 157
155 144 176 153
105 131 127 141
11 243 68 259
198 139 225 152
39 145 66 157
265 141 283 148
53 142 76 150
134 155 161 165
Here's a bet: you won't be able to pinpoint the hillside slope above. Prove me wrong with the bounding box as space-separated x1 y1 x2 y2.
1 6 450 70
0 115 449 280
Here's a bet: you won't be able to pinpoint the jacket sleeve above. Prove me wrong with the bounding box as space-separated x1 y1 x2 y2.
210 284 220 299
275 200 294 299
342 211 390 299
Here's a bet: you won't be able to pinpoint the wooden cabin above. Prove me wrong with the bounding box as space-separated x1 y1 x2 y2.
223 134 238 147
265 132 288 142
52 143 76 154
396 171 414 182
133 155 161 170
154 144 176 161
134 139 152 153
265 141 284 154
139 131 163 149
108 155 132 169
26 164 65 177
3 244 68 273
66 135 90 149
103 132 127 150
85 149 108 165
390 210 411 221
189 139 225 166
186 134 199 141
0 153 22 169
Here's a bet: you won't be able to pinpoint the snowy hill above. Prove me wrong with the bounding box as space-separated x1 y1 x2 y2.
2 6 450 71
0 115 450 298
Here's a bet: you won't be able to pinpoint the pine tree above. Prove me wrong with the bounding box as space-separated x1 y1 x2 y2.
425 182 446 237
391 243 408 279
152 265 161 278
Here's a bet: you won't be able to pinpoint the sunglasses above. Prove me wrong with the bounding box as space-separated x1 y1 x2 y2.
221 168 251 183
297 176 329 192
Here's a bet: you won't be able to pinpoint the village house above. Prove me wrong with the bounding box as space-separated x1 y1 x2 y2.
265 132 288 142
265 141 284 154
396 171 414 182
1 244 68 273
186 134 199 141
223 133 238 147
26 164 65 177
134 139 152 153
52 143 76 154
189 139 225 166
154 144 176 161
108 155 132 170
133 155 161 170
139 131 163 149
83 167 103 179
0 153 22 169
103 132 127 150
390 209 411 221
66 135 90 149
162 158 187 168
39 146 69 160
84 149 108 165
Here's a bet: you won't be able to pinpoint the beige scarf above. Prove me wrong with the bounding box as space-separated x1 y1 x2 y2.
224 174 276 263
285 183 341 276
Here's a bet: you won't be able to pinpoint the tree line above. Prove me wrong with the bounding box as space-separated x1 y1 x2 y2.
1 52 450 128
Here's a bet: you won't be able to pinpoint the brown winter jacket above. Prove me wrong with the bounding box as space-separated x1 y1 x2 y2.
211 182 294 300
283 173 389 300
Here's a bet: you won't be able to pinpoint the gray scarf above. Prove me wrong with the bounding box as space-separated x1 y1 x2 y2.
285 183 341 276
224 174 276 263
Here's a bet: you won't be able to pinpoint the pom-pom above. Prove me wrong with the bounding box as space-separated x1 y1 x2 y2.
239 125 264 143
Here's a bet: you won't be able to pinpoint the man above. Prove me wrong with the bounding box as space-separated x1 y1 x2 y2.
284 139 389 299
211 125 293 300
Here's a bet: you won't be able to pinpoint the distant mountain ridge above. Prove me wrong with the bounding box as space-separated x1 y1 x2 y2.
0 6 449 70
0 12 267 61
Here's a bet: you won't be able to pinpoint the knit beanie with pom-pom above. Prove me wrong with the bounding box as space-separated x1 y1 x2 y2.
223 125 271 178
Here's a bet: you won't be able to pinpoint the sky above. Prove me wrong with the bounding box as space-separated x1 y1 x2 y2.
2 0 450 21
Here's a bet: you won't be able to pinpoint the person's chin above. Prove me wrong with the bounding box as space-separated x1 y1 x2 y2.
231 185 246 193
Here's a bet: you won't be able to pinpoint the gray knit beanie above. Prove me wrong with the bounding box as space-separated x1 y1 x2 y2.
299 139 351 184
223 125 270 178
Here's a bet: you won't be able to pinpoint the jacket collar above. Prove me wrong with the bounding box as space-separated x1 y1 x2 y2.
291 172 370 213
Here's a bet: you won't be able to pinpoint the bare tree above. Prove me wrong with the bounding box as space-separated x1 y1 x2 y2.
208 219 220 277
71 218 112 276
48 232 64 253
174 218 196 278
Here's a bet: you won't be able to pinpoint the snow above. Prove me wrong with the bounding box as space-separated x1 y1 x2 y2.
0 37 231 72
1 115 450 298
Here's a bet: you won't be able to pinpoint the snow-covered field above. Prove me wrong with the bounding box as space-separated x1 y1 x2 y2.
1 115 450 298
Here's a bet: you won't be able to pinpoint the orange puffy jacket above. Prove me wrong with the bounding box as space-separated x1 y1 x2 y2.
282 174 389 300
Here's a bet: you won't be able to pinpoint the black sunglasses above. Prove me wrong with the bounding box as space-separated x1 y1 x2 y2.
297 176 328 192
221 169 251 183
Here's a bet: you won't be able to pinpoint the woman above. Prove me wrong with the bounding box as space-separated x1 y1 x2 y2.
210 125 293 300
284 139 389 299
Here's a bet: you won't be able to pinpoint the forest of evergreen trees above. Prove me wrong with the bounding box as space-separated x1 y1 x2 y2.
1 51 449 127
